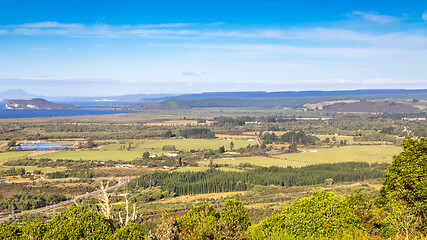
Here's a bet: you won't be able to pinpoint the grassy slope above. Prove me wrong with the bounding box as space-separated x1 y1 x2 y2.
13 139 254 161
138 138 252 150
0 151 35 163
281 145 401 164
197 145 401 169
199 156 309 168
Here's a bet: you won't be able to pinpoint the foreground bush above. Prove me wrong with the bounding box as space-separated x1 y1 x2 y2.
248 191 367 239
154 199 251 240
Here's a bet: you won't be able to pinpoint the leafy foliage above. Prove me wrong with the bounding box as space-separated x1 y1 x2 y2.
249 191 365 239
155 199 251 240
0 167 25 177
180 128 215 139
44 205 114 239
0 193 66 211
382 137 427 214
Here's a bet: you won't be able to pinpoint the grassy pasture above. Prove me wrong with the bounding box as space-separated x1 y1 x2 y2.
197 145 401 169
0 138 254 162
35 150 145 161
0 141 7 151
97 138 254 151
0 151 35 163
198 156 309 168
281 145 401 164
138 138 252 151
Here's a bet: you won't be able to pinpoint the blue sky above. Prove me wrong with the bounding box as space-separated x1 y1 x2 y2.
0 0 427 96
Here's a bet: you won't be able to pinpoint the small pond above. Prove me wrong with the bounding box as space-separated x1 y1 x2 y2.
18 142 75 150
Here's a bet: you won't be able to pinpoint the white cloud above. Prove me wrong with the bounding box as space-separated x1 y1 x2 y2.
351 11 400 24
2 21 426 50
182 72 199 76
182 72 207 77
158 42 427 61
0 21 203 38
423 13 427 21
135 23 196 28
2 21 427 62
19 21 81 28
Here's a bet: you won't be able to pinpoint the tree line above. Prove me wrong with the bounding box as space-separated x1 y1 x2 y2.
131 162 388 196
0 193 66 211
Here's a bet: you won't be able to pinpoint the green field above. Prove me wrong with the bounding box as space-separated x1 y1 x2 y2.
0 141 7 151
138 138 252 150
0 139 255 162
101 139 253 151
199 156 309 168
196 145 401 169
281 145 401 164
35 150 145 161
0 151 35 163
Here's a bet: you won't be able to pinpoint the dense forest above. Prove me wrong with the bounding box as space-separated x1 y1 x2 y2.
131 162 387 196
0 193 66 211
179 128 215 139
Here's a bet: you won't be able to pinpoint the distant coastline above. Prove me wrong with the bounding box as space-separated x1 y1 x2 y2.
0 109 133 119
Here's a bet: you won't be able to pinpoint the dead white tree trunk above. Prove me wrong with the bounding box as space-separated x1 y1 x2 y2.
119 192 138 226
98 181 112 219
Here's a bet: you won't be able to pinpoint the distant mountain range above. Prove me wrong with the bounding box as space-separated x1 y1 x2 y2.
2 89 427 110
175 89 427 99
169 90 427 109
0 89 177 104
0 89 37 101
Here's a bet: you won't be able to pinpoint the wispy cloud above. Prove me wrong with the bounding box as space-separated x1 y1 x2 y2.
182 72 199 76
351 11 401 24
423 13 427 21
0 21 203 38
2 21 427 49
182 72 207 77
19 21 81 28
154 42 427 61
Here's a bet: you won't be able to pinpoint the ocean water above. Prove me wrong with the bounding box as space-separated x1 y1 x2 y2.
0 109 133 119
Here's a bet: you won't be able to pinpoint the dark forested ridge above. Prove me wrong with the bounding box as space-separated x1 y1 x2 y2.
175 89 427 99
131 162 388 195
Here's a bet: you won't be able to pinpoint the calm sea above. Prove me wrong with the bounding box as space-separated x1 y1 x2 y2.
0 109 133 119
